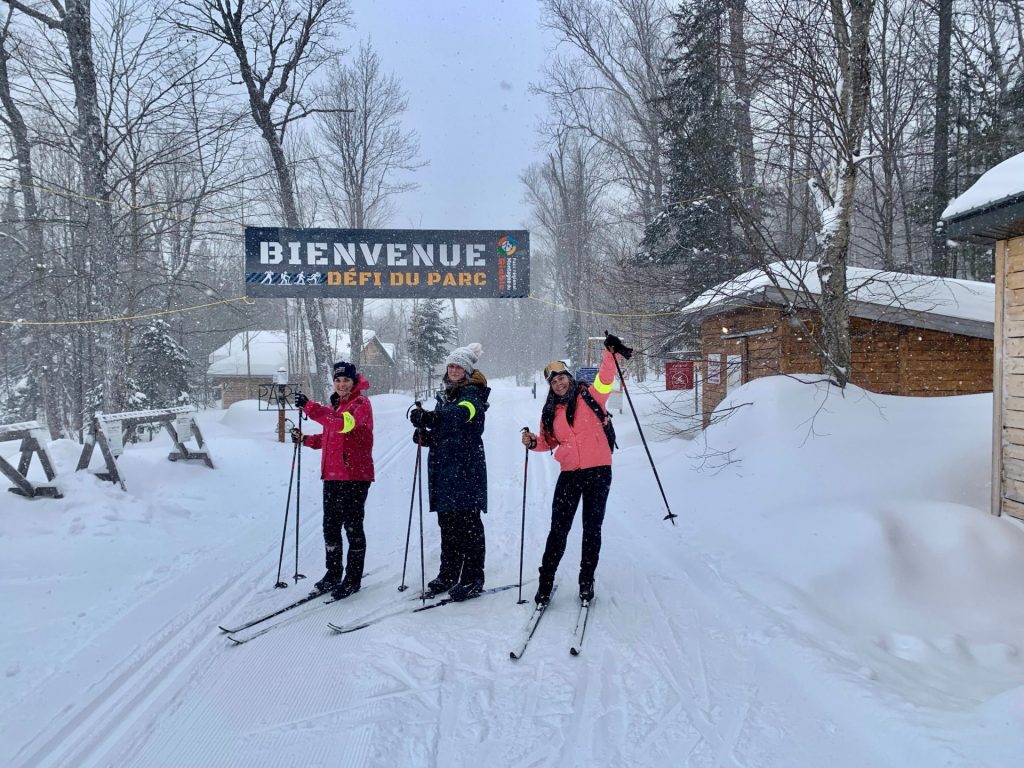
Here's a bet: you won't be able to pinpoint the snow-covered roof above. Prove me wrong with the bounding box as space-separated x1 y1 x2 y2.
942 152 1024 244
942 151 1024 220
207 329 385 377
680 260 994 339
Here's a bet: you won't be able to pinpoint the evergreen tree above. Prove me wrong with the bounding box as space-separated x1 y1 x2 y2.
640 0 746 301
407 299 455 384
0 370 35 425
131 320 192 409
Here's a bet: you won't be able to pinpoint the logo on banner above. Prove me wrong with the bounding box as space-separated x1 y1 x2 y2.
497 235 517 257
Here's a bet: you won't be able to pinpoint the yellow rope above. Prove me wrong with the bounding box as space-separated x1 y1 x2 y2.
528 294 683 318
0 296 256 326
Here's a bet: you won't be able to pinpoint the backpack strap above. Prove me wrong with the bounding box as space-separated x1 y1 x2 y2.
581 387 602 417
578 387 607 421
579 387 618 451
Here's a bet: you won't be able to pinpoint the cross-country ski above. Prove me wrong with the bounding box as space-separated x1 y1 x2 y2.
217 588 328 635
509 585 559 661
328 583 518 635
569 599 591 656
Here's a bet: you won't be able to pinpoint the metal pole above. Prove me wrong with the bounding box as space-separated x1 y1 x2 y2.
275 435 299 588
293 409 306 582
611 351 678 525
417 435 427 604
517 427 530 604
398 440 421 591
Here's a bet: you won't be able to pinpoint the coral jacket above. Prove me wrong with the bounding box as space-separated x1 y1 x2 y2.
301 374 374 482
531 349 618 471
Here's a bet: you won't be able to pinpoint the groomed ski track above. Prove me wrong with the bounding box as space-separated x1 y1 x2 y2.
3 386 952 768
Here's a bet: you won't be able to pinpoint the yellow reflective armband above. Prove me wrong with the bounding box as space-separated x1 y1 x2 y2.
341 412 356 433
593 374 613 394
457 400 477 421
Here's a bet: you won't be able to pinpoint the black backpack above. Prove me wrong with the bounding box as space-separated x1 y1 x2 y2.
578 387 617 452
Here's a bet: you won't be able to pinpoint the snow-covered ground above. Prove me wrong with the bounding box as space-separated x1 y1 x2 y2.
2 376 1023 767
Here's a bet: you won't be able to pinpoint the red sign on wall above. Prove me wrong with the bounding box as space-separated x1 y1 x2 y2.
665 361 695 390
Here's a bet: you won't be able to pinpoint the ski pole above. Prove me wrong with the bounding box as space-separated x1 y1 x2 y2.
398 436 421 591
275 428 300 588
517 427 530 604
606 332 678 525
293 409 306 582
417 431 427 605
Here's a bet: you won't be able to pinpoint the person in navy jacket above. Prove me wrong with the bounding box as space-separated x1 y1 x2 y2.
410 343 490 601
293 361 374 599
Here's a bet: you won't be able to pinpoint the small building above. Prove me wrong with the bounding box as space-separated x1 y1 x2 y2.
207 330 397 408
679 260 994 427
942 150 1024 520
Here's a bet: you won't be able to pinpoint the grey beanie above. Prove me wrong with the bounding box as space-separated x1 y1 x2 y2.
445 342 483 374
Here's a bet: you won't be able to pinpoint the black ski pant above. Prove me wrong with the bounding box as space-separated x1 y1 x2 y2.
435 508 486 586
322 480 370 586
538 465 611 591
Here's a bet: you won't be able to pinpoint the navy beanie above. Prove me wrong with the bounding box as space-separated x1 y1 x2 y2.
333 360 357 381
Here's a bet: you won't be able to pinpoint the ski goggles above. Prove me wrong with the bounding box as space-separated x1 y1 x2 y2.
543 361 572 383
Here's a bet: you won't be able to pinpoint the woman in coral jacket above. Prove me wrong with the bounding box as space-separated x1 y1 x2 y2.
292 361 374 600
521 334 632 606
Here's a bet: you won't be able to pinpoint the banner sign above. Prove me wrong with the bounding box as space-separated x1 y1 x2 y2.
244 227 529 298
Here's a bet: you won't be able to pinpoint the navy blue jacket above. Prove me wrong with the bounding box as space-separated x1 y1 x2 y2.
422 371 490 513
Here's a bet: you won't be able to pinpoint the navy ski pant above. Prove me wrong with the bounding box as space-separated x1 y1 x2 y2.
322 480 370 582
436 508 486 586
538 465 611 590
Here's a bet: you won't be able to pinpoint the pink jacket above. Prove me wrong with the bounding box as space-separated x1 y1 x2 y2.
301 374 374 482
531 349 618 471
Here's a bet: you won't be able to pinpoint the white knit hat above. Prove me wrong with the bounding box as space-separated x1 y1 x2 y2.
445 342 483 374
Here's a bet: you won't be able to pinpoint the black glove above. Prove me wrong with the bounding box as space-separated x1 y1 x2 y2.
293 392 309 408
289 427 302 444
412 428 432 447
604 333 633 360
410 408 437 429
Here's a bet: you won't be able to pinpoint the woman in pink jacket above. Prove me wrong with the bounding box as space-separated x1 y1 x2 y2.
292 361 374 600
521 334 632 605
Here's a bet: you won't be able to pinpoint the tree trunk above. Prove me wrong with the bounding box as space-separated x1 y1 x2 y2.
0 34 63 437
728 0 756 192
930 0 952 277
818 0 876 388
257 123 333 396
61 0 126 410
349 299 363 369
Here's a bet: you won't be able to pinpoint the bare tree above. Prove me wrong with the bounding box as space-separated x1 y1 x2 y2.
814 0 876 387
2 0 129 409
930 0 953 275
0 13 62 435
315 41 424 368
742 0 877 387
537 0 669 227
861 0 930 271
172 0 353 395
522 131 609 365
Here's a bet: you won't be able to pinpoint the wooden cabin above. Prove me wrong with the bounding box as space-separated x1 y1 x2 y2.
942 150 1024 520
680 261 994 428
207 330 397 408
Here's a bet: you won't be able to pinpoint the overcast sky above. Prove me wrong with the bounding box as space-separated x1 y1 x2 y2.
345 0 553 232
